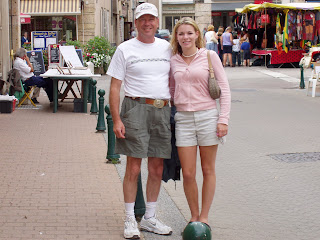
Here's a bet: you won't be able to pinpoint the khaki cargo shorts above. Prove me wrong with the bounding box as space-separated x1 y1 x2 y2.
115 97 171 159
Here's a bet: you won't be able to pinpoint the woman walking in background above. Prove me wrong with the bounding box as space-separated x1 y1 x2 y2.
217 26 224 62
204 25 218 54
169 17 231 227
221 26 233 67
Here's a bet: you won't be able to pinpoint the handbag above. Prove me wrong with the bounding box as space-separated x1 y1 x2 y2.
210 32 218 44
207 50 221 99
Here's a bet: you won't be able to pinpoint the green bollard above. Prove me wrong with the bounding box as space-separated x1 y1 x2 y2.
88 79 93 103
96 89 106 132
134 172 146 221
300 65 305 89
105 104 120 164
183 222 212 240
90 80 98 115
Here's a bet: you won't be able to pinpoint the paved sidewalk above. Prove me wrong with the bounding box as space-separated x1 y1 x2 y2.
1 65 320 240
0 101 125 239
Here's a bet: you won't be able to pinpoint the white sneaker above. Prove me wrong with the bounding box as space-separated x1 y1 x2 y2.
140 215 172 235
124 216 140 239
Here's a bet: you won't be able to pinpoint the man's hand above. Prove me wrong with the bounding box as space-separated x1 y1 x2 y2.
113 119 126 139
216 123 228 138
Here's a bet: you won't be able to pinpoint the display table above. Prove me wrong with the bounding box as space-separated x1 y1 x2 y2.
252 49 305 66
41 69 100 113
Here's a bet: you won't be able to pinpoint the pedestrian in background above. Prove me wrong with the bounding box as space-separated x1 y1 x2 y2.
241 37 251 67
204 25 218 54
170 17 231 228
107 3 172 239
13 48 53 103
130 27 136 38
221 26 233 67
21 31 29 47
232 34 241 67
217 26 224 62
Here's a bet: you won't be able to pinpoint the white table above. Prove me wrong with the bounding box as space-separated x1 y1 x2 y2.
41 69 101 113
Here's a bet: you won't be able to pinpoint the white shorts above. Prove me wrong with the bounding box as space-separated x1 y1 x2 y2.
174 108 222 147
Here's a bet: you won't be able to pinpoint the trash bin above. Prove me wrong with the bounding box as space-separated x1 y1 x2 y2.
73 98 84 112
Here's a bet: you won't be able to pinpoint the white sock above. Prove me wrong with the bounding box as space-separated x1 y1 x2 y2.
125 202 135 220
144 202 157 219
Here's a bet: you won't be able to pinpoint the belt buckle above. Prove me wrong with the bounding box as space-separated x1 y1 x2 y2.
153 99 164 108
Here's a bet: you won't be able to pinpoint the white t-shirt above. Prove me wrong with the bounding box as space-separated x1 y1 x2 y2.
205 31 214 43
232 39 241 52
13 57 34 81
107 38 171 99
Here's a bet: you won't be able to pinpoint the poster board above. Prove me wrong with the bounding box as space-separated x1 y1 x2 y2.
59 46 83 67
48 44 60 68
31 31 58 50
27 51 45 76
76 49 84 64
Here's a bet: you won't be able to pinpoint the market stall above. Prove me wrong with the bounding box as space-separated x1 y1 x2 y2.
235 3 320 67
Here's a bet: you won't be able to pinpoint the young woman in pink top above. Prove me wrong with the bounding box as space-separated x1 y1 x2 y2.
170 17 231 228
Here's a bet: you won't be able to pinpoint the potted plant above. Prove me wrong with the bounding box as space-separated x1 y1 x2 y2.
83 36 116 74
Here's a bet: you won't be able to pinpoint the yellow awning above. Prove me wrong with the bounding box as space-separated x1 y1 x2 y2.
240 3 320 13
21 0 81 16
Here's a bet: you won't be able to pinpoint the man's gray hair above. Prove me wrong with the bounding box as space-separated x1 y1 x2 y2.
15 48 27 58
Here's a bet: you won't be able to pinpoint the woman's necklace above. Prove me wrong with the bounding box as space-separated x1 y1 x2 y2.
182 49 198 58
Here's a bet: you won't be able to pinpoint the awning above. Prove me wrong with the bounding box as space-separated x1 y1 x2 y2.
21 0 81 16
240 3 320 13
162 10 195 14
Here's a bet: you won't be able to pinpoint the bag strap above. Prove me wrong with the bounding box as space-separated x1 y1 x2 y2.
207 50 215 79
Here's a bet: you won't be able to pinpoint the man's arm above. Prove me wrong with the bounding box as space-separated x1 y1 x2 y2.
25 56 34 73
109 77 125 139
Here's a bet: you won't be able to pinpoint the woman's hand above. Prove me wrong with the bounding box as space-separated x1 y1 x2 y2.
216 123 228 138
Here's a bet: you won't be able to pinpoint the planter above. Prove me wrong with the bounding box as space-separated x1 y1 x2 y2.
94 66 105 75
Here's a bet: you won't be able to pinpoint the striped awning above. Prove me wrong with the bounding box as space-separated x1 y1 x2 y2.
21 0 81 16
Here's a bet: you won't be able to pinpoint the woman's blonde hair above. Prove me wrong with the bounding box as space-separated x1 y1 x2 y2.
170 17 204 55
207 25 214 31
217 27 224 36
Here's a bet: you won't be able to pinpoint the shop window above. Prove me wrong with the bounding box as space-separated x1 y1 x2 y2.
165 16 172 32
26 16 77 44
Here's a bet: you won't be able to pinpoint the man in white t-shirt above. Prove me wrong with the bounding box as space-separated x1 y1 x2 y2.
107 3 172 239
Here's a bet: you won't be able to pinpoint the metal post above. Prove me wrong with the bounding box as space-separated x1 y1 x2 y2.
134 172 146 220
105 104 120 164
300 65 305 89
90 80 98 114
96 89 106 132
88 79 92 103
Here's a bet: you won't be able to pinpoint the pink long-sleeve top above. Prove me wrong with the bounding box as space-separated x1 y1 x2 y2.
170 48 231 125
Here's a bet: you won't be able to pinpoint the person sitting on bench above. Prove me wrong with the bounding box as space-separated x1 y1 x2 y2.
13 48 53 103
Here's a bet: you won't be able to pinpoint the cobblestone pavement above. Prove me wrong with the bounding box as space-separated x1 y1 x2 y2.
0 100 125 239
1 66 320 240
100 66 320 240
162 66 320 240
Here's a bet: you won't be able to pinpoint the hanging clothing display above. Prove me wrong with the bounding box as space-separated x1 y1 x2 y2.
297 12 303 40
303 11 315 41
288 11 297 41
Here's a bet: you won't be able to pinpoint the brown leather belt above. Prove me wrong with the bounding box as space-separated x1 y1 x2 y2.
126 96 169 108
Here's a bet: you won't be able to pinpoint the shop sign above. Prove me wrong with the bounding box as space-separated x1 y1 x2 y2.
212 12 221 17
20 13 31 24
52 17 63 30
228 12 236 16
